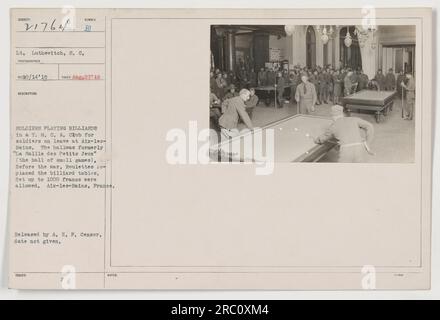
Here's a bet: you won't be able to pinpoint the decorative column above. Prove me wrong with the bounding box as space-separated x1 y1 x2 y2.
334 26 341 69
224 29 237 72
315 26 324 67
217 32 225 71
253 32 269 72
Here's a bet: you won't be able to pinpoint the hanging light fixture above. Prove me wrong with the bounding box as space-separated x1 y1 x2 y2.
321 26 329 44
315 25 334 45
344 27 353 47
284 25 295 36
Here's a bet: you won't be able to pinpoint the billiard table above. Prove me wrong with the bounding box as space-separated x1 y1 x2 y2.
210 114 337 162
342 89 396 123
255 85 289 107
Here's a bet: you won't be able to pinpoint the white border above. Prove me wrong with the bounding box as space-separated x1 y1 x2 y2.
0 0 438 299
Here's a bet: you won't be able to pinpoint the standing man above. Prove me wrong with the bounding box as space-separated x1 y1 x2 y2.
332 69 343 104
267 68 276 86
310 70 321 105
289 70 300 104
248 68 257 88
344 70 355 96
219 89 254 139
315 105 375 163
295 74 317 114
326 69 334 103
276 72 286 107
375 69 386 90
396 70 406 97
384 68 396 91
318 69 328 104
358 70 369 91
257 67 267 86
400 73 415 120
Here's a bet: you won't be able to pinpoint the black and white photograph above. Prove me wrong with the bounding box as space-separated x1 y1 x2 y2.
210 24 416 163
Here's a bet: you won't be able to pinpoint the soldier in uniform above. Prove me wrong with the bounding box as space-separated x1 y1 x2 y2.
257 67 267 86
318 69 328 104
396 70 406 98
276 72 286 107
384 68 396 91
400 73 415 120
295 74 317 114
248 68 257 88
315 105 375 163
266 68 276 86
375 69 386 90
215 73 226 99
289 70 301 104
223 84 239 100
332 69 343 104
326 69 334 103
344 70 355 96
219 89 254 139
357 70 369 91
310 70 321 105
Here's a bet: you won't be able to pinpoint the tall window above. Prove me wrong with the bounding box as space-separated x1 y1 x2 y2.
306 26 316 69
339 27 362 70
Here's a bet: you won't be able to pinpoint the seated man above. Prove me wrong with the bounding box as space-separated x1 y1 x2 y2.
219 89 254 139
223 84 238 100
209 92 221 131
315 105 374 163
245 88 259 119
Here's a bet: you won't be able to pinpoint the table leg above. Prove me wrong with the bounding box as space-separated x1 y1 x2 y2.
375 111 381 123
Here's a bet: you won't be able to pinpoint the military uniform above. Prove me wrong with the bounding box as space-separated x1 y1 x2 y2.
396 73 406 98
309 74 320 104
266 71 276 86
245 94 259 118
403 77 415 120
223 91 238 100
332 73 343 103
325 72 334 102
344 74 354 96
318 72 328 103
257 70 267 86
249 71 257 88
375 72 386 90
276 76 286 106
316 116 374 163
289 73 300 102
384 72 396 91
219 96 253 138
295 82 317 114
358 73 369 91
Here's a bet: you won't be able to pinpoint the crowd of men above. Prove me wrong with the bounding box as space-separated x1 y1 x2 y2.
211 64 407 107
210 63 415 138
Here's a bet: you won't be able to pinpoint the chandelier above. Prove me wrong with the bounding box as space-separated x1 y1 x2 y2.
284 25 296 36
344 27 353 47
316 25 334 45
345 25 378 49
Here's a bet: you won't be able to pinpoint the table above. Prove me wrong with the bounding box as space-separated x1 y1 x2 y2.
255 85 289 107
342 89 396 123
210 114 337 162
